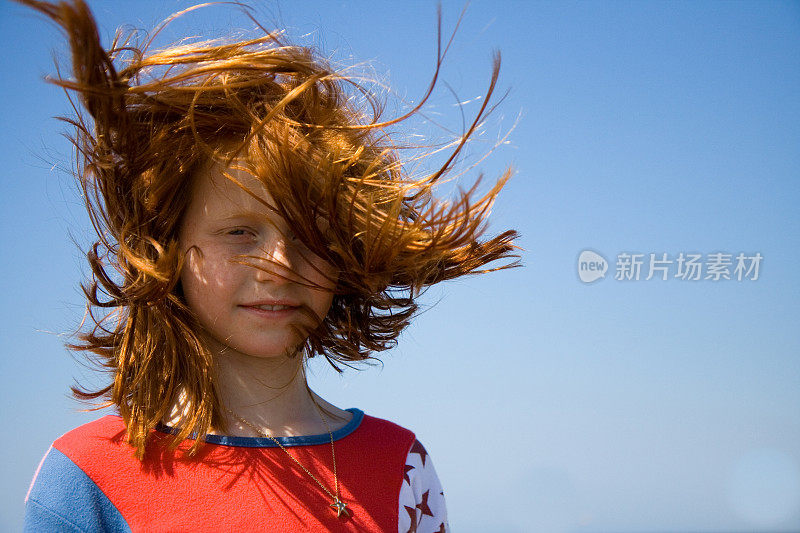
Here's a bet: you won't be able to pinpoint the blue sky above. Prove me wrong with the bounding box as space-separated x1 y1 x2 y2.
1 1 798 531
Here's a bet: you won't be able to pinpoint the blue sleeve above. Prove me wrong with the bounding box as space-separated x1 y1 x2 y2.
24 447 131 533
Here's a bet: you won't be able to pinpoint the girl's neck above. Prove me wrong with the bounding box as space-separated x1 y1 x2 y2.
214 350 323 436
163 347 352 438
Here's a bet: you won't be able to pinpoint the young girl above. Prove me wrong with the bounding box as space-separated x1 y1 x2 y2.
21 1 518 531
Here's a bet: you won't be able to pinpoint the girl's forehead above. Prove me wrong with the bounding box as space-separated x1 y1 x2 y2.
190 161 277 215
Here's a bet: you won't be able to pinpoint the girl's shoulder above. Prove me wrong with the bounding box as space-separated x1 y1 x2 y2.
50 414 128 454
352 410 418 447
25 416 133 533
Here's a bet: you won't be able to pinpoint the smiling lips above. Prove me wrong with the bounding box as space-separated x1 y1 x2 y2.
247 304 295 311
240 301 301 317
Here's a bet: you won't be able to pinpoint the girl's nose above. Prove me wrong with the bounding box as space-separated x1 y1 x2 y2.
253 234 294 284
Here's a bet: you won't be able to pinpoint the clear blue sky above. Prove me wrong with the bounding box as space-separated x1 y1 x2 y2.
1 1 798 531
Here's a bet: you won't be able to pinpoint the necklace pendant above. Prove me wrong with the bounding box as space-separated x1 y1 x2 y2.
330 498 350 518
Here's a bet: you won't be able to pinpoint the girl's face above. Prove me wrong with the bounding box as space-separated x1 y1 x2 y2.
178 161 337 359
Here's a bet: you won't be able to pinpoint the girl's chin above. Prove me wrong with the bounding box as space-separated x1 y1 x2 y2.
197 328 307 358
207 338 307 360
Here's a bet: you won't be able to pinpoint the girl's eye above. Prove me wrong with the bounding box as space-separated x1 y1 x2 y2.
226 228 254 238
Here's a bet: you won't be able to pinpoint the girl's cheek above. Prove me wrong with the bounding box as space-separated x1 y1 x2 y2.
182 245 224 284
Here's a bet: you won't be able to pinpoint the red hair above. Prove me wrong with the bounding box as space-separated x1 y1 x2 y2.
20 0 520 458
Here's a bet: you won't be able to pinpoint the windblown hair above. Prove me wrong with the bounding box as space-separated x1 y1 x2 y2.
22 0 519 458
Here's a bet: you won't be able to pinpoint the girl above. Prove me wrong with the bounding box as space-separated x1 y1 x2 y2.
20 1 518 531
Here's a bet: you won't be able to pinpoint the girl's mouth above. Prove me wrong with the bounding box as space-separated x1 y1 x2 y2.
248 304 295 311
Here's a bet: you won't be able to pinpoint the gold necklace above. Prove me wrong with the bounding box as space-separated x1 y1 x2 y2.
223 405 350 518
